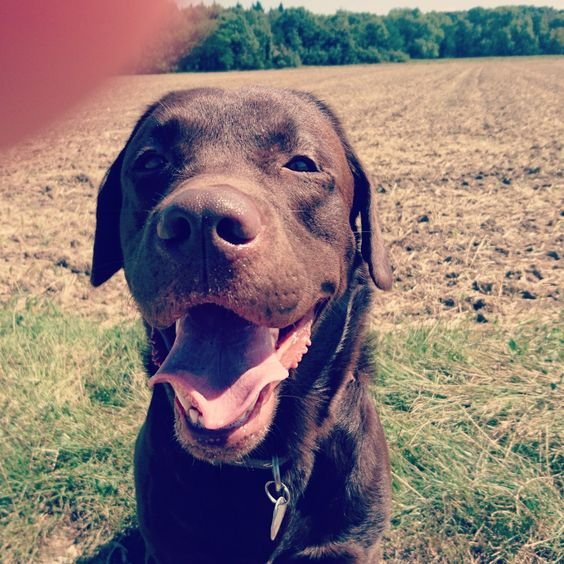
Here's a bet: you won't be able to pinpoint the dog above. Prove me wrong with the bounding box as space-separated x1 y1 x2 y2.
91 87 392 563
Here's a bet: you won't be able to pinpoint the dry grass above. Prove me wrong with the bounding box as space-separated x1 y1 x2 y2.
0 58 561 327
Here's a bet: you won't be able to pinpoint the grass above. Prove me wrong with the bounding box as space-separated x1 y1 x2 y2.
0 299 148 563
374 322 563 562
0 300 562 562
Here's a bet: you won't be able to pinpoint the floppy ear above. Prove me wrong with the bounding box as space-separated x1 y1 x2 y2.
91 100 162 287
348 152 392 291
90 150 125 287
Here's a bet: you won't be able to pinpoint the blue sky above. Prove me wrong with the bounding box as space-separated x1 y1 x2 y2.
192 0 564 14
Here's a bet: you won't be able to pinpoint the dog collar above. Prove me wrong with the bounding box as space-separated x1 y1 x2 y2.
216 456 292 540
216 454 290 470
210 456 292 540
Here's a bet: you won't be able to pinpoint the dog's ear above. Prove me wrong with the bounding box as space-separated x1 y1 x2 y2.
348 151 392 291
90 150 125 287
91 101 161 287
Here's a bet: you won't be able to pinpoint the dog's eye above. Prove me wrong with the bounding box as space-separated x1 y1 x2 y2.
136 152 167 172
284 156 319 173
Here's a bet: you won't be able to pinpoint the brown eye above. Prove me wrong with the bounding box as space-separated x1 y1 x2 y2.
284 156 319 173
137 152 167 172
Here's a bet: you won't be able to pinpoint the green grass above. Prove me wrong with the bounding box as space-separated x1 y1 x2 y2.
0 299 148 563
375 322 563 562
0 300 562 562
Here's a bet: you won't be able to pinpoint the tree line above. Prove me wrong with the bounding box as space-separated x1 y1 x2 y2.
136 3 564 73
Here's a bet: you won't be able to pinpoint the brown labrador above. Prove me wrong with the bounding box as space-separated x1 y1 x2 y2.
91 87 392 563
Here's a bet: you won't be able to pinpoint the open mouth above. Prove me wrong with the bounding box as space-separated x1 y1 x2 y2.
148 303 315 459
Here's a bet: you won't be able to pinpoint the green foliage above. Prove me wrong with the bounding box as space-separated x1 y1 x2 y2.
132 3 221 73
149 5 564 72
181 7 266 71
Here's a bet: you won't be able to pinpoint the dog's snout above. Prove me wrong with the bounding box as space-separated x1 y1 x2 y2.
156 186 262 252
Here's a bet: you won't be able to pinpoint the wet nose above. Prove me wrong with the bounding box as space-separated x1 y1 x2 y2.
156 186 262 253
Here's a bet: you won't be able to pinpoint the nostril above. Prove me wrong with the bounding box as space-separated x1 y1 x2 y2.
217 217 257 245
157 209 192 242
157 189 262 250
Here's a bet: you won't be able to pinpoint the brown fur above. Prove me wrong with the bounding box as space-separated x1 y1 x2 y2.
91 87 391 563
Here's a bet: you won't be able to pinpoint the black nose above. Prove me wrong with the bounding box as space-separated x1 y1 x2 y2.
156 186 262 253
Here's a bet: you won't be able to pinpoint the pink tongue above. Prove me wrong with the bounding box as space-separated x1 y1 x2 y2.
148 312 289 430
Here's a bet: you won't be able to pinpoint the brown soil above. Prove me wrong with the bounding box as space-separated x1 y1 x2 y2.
0 58 562 328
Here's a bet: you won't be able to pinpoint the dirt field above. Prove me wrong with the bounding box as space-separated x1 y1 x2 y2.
0 58 562 327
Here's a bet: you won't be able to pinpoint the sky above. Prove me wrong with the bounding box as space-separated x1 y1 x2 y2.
192 0 564 14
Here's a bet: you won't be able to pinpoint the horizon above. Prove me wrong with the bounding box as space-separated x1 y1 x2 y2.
180 0 564 15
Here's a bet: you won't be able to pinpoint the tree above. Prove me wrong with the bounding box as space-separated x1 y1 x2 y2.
181 8 262 71
323 12 358 65
510 12 539 55
270 7 329 65
387 9 443 59
244 2 274 68
152 4 564 72
133 3 220 73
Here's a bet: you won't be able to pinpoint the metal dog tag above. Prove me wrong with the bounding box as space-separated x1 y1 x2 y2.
265 472 291 542
265 457 291 541
270 496 288 541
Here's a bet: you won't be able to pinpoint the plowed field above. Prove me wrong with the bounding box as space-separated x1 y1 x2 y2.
1 58 562 328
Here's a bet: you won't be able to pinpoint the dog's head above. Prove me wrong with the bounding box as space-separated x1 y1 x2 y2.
91 88 391 462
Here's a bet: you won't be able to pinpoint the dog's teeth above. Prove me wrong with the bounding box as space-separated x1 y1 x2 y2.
188 408 201 426
238 406 253 425
225 401 258 430
176 395 190 411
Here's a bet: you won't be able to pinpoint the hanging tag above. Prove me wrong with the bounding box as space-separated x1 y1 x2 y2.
265 477 291 542
270 496 288 541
